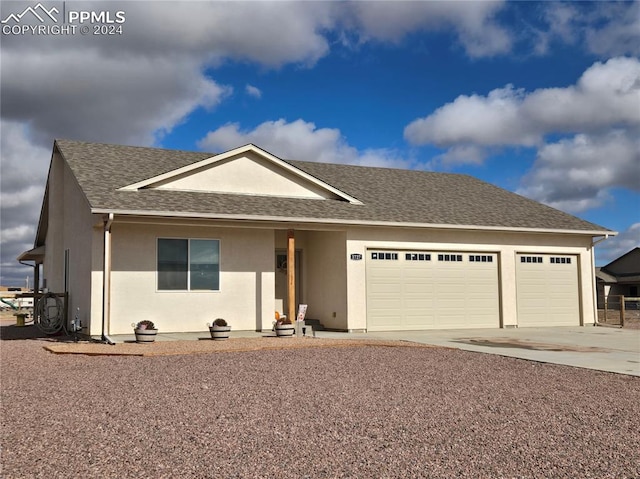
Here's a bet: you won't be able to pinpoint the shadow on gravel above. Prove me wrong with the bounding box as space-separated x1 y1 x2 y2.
0 324 77 342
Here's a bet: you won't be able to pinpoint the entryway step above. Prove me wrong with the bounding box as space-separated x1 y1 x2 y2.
303 318 325 331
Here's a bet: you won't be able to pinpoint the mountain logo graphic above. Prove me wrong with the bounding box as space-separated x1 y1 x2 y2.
1 3 59 24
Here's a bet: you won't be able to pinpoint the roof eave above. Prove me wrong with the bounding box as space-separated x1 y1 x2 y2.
90 208 615 236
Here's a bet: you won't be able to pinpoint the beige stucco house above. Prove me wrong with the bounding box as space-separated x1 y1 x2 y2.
20 139 614 339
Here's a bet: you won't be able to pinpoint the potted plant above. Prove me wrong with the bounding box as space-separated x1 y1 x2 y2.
133 320 157 343
208 318 231 340
274 316 295 337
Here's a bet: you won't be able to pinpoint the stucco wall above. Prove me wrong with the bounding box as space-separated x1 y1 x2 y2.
345 227 596 331
305 231 348 329
107 223 274 334
42 152 96 334
43 152 64 294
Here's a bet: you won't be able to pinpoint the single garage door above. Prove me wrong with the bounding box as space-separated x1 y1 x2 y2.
366 250 500 331
516 254 580 327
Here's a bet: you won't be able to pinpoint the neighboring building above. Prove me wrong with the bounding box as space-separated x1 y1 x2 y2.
596 248 640 307
19 140 614 337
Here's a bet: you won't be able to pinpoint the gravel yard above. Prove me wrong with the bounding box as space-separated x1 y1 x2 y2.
2 328 639 478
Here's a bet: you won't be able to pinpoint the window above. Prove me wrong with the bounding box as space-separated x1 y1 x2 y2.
438 254 463 262
521 256 543 264
469 255 493 263
550 257 571 264
158 238 219 290
371 252 398 260
406 253 431 261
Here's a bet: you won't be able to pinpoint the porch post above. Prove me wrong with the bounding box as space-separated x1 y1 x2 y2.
287 229 295 324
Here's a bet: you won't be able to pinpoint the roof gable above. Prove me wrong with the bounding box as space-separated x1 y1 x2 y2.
601 247 640 276
119 144 362 204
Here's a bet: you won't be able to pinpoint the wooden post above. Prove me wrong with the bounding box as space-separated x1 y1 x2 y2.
620 295 625 328
287 230 295 326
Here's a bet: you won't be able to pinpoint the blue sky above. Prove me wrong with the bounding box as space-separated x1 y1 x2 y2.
1 0 639 286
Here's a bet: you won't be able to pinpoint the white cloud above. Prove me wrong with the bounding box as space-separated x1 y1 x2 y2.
405 84 539 148
405 57 640 148
346 0 511 57
533 2 640 57
245 85 262 99
596 223 640 266
405 57 640 214
516 131 640 212
431 145 489 167
1 49 231 146
198 119 409 169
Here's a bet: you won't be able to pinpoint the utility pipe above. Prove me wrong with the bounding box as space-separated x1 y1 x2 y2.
591 234 610 326
102 213 115 345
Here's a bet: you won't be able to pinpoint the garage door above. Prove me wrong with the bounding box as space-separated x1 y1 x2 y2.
516 254 580 327
366 250 500 331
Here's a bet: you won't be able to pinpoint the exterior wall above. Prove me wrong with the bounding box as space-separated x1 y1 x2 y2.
305 231 348 329
42 151 96 334
345 227 596 331
43 153 65 294
107 222 274 334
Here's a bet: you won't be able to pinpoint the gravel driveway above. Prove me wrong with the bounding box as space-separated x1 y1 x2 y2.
2 333 639 478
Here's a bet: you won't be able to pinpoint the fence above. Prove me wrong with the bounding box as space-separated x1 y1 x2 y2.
598 295 640 327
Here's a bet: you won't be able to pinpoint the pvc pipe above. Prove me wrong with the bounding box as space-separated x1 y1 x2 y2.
102 214 115 345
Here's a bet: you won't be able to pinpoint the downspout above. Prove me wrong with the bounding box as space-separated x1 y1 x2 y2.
102 213 115 344
18 259 37 292
591 234 610 326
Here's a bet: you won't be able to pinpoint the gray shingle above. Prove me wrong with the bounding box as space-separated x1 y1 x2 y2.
55 139 609 233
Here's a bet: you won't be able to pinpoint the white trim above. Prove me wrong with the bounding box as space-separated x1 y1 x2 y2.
118 144 363 205
91 208 615 237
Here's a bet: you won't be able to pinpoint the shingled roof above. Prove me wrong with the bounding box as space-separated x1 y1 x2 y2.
55 139 609 234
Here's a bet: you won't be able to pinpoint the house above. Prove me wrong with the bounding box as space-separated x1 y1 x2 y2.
19 139 614 338
596 248 640 307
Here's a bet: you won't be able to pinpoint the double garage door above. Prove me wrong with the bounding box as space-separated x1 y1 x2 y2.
366 250 580 331
366 250 500 331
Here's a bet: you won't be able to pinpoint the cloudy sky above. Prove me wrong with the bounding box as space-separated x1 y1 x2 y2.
1 0 639 286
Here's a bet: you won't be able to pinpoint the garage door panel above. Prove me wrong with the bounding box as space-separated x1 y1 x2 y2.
367 250 499 331
516 254 579 327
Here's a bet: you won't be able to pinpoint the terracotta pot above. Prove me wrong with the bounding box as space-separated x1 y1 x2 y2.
209 325 231 340
134 328 157 343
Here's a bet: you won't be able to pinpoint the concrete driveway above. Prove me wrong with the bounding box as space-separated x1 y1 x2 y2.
318 326 640 376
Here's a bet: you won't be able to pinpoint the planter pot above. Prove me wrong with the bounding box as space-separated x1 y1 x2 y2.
209 325 231 340
275 323 295 337
134 328 158 343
